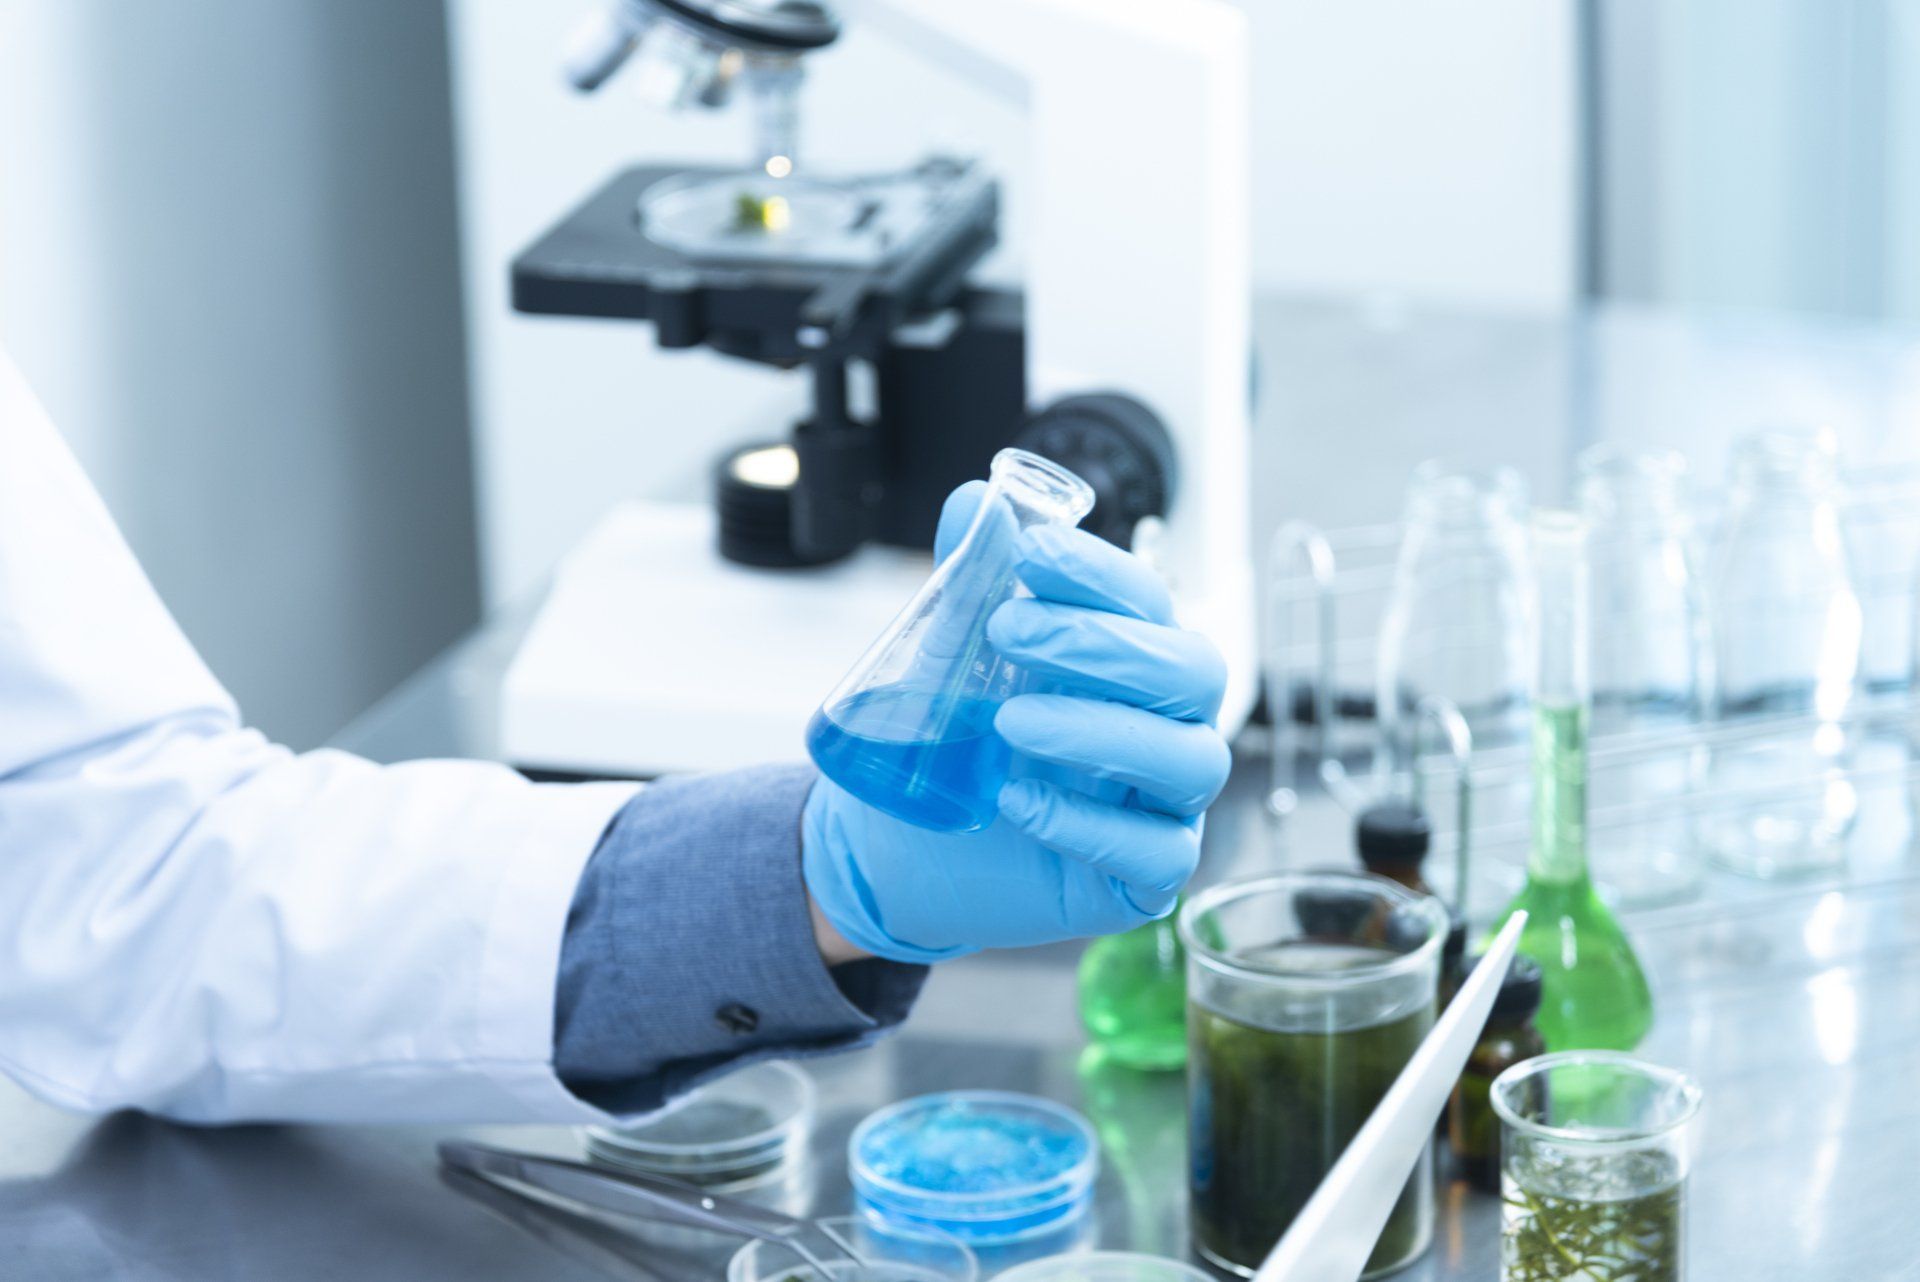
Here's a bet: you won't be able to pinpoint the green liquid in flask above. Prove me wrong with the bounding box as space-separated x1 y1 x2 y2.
1495 701 1653 1052
1077 914 1187 1071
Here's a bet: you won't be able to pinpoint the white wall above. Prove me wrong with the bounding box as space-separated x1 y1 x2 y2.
0 0 481 747
446 0 1578 608
1594 0 1920 324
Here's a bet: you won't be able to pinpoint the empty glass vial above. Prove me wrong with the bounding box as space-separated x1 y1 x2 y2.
807 449 1095 832
1701 428 1862 879
1377 465 1532 786
1577 446 1707 908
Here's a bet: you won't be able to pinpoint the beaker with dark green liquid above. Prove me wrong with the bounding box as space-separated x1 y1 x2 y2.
1180 873 1448 1278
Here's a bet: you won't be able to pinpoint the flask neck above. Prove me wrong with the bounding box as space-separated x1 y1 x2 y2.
982 448 1095 531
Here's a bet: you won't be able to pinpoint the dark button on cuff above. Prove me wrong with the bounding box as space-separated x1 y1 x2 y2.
716 1002 760 1035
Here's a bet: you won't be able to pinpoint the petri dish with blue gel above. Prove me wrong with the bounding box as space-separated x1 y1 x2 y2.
850 1091 1099 1247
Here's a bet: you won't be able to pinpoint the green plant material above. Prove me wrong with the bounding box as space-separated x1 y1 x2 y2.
1500 1152 1683 1282
1189 943 1431 1276
733 190 791 233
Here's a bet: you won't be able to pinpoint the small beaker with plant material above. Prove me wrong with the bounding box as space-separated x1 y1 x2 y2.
807 449 1095 832
1493 1051 1700 1282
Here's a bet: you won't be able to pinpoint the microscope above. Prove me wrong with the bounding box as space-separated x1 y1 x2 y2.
501 0 1253 776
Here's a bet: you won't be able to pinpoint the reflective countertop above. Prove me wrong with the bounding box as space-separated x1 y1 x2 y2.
9 297 1920 1279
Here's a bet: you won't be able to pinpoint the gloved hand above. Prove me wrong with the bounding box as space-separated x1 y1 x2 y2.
802 481 1233 964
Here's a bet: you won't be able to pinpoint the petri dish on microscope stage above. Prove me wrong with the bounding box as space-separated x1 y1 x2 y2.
584 1059 815 1191
728 1216 978 1282
849 1091 1099 1251
638 159 990 268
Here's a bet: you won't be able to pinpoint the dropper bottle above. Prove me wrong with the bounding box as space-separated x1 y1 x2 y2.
1493 511 1653 1051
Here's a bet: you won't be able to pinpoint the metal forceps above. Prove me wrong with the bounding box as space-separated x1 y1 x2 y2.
439 1139 869 1275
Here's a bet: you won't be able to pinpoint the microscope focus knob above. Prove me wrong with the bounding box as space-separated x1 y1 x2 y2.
1016 393 1176 550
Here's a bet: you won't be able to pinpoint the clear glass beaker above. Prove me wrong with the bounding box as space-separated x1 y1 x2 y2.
1493 1051 1701 1282
1701 428 1862 879
1377 464 1533 786
807 449 1095 832
1577 446 1707 908
1179 872 1447 1280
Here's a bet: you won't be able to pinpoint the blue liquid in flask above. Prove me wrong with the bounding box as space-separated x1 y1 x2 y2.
806 684 1011 833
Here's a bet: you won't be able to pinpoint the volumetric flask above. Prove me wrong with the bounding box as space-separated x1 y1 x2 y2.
807 449 1095 832
1180 872 1447 1279
1377 464 1532 783
1702 428 1862 878
1493 1051 1700 1282
1577 446 1707 909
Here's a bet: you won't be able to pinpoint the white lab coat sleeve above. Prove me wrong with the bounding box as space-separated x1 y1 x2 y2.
0 348 638 1124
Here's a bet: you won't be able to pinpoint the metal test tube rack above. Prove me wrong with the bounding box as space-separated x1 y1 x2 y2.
1264 464 1920 925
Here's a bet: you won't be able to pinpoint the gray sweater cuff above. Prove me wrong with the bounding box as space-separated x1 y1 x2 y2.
553 763 928 1115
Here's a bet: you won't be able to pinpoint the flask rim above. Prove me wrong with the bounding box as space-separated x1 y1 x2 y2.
1490 1050 1702 1145
1178 870 1447 991
989 448 1095 523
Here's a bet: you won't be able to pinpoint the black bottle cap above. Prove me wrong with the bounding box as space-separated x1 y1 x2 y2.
1470 953 1544 1021
1355 800 1432 871
1441 909 1468 974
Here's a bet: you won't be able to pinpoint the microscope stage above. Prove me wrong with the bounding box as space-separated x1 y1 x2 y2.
512 160 998 363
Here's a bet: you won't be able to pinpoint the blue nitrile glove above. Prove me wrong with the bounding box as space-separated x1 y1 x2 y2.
802 481 1233 964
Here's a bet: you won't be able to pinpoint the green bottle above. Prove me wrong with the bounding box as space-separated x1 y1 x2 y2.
1077 911 1187 1071
1494 512 1653 1052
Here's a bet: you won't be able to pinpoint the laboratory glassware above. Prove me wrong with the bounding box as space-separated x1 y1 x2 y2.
437 1140 968 1280
1494 512 1653 1052
1078 910 1187 1071
995 1253 1212 1282
1179 871 1449 1279
1354 798 1435 895
807 449 1095 832
584 1060 813 1192
730 1217 979 1282
1492 1052 1701 1282
1577 445 1707 908
849 1090 1098 1253
1247 911 1527 1282
1376 464 1532 785
1702 427 1862 878
1446 954 1545 1191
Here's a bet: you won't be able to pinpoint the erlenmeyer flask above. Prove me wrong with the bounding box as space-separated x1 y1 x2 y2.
806 448 1096 833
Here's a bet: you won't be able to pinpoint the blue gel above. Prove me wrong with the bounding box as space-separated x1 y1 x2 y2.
861 1101 1086 1192
850 1092 1098 1248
